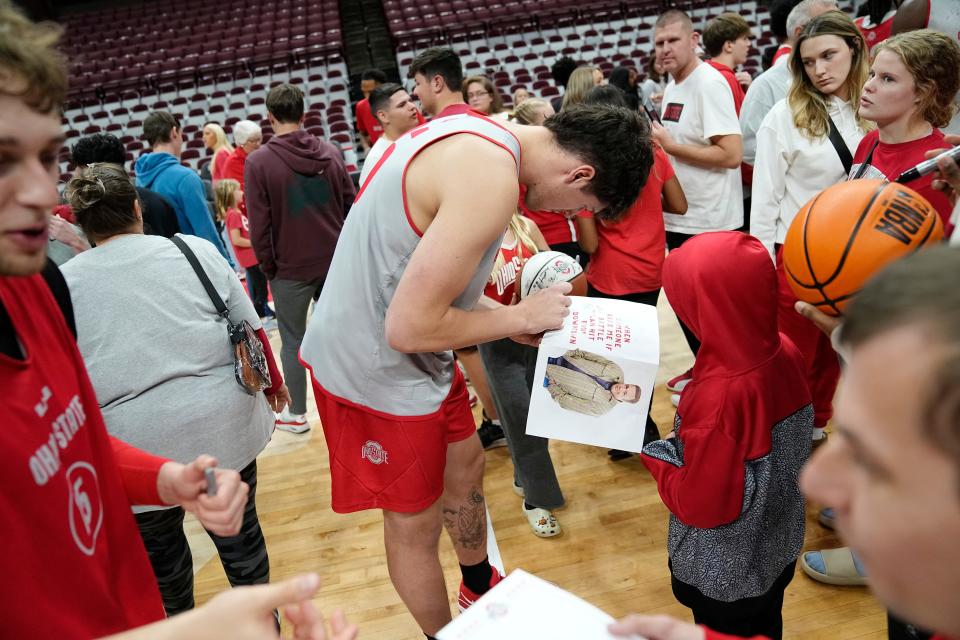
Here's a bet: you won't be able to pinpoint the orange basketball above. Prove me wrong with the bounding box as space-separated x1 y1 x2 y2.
783 179 944 316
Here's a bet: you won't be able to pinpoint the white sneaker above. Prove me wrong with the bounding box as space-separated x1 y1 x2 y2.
670 393 681 407
275 409 310 434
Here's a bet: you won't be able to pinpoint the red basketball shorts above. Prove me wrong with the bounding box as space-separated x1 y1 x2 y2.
310 369 477 514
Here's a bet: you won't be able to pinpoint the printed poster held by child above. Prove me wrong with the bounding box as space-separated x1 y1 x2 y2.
527 296 660 453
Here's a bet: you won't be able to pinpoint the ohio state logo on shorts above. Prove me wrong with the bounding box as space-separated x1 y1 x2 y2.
361 440 388 465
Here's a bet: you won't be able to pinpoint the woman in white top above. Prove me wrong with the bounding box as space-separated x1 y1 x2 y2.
463 75 510 121
751 10 873 258
752 11 872 451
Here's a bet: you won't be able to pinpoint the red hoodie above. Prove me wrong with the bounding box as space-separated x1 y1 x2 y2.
642 232 813 601
244 129 357 281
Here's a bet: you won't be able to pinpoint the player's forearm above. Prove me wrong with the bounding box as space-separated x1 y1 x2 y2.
665 141 741 170
386 303 526 353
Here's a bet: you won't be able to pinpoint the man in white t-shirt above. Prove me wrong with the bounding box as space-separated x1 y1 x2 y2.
359 83 422 185
650 9 743 372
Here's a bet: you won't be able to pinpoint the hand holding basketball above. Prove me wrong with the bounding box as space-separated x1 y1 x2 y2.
794 301 842 338
516 281 573 336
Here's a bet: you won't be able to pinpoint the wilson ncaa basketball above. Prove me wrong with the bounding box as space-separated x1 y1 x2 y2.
518 250 587 299
783 179 944 316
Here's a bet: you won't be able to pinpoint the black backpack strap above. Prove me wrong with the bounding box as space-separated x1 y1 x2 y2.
170 235 230 319
850 139 881 180
827 115 853 176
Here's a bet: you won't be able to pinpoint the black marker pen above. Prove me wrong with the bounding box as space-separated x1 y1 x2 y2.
895 145 960 184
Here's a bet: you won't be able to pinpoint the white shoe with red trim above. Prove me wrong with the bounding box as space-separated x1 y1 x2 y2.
666 368 693 392
275 408 310 434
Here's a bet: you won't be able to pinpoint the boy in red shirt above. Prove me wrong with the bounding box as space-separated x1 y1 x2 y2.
0 3 353 638
703 13 754 116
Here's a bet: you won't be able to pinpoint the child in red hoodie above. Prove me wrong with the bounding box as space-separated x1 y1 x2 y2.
642 232 813 640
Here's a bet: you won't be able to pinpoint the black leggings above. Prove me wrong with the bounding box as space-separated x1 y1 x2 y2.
134 459 270 616
671 561 796 640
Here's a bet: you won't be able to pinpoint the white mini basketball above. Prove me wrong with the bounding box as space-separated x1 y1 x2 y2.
518 251 586 299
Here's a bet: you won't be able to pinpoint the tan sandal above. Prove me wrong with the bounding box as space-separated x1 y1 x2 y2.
801 547 868 586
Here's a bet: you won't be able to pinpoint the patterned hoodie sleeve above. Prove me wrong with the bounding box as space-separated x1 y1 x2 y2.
641 425 745 529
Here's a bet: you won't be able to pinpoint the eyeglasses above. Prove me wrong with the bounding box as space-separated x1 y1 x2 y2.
466 90 490 99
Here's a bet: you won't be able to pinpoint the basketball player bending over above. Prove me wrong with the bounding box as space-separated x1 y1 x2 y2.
301 105 653 636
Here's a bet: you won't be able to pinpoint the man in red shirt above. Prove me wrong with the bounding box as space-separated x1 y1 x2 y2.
355 68 387 151
702 12 753 115
0 3 354 638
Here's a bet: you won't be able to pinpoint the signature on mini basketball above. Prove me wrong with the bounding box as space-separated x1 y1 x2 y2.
361 440 388 465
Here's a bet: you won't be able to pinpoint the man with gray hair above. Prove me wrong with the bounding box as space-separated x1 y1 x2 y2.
223 119 262 190
739 0 838 172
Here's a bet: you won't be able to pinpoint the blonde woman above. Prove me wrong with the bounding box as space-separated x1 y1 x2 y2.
203 122 233 182
511 97 555 125
215 178 274 321
560 65 603 110
751 10 871 452
462 75 509 120
752 10 872 257
477 214 566 537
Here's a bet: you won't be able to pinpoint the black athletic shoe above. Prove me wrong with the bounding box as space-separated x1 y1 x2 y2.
607 448 633 461
477 419 507 450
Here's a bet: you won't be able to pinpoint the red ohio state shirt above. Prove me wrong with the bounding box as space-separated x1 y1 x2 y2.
0 273 166 637
484 236 535 305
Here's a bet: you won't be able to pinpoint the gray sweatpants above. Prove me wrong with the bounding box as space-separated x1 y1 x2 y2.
270 276 324 415
478 338 564 510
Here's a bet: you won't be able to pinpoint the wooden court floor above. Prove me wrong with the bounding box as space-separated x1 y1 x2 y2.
188 297 887 639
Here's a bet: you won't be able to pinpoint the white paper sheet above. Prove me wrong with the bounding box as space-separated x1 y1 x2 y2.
437 569 644 640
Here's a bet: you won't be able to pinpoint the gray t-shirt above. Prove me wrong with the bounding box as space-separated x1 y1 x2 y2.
62 233 273 509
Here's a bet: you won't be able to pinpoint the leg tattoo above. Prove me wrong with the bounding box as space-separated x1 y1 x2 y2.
443 488 486 550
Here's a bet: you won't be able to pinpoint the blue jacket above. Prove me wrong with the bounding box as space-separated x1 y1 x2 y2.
134 152 229 260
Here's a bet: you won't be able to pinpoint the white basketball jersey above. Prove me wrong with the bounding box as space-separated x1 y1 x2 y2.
300 112 521 416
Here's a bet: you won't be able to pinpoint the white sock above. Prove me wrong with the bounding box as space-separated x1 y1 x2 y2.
812 427 826 440
492 419 501 427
